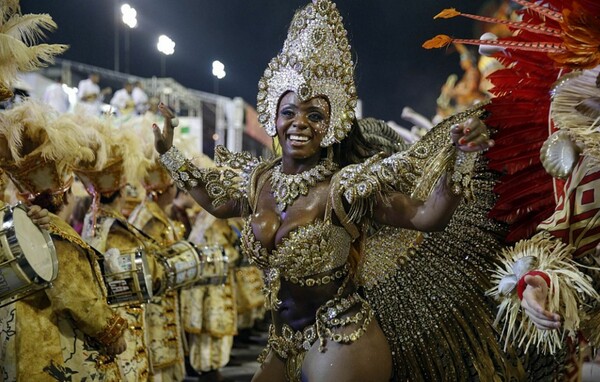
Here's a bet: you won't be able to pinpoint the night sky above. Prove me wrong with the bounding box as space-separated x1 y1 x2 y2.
21 1 494 124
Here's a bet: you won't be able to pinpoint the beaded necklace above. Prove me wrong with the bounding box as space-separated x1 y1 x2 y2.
270 159 338 212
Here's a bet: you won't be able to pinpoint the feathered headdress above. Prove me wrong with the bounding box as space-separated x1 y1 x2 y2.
72 114 151 233
0 1 68 100
72 114 150 198
257 0 358 147
0 100 105 210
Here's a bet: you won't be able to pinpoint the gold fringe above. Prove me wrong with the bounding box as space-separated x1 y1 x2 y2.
365 159 527 380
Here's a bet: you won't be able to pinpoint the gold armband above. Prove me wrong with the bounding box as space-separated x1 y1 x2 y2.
95 313 127 347
159 146 244 207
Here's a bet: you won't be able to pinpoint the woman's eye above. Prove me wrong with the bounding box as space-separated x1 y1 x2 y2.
280 109 294 118
308 113 324 122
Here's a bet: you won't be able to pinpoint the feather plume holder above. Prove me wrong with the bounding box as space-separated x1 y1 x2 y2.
488 232 599 354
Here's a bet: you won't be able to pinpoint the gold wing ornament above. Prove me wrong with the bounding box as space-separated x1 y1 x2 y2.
337 106 560 380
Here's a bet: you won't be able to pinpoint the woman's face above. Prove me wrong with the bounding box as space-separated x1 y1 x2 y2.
276 92 330 160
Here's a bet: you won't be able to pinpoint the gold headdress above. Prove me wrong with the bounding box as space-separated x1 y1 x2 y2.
0 100 103 210
72 114 150 232
72 114 149 198
0 1 68 100
257 0 357 147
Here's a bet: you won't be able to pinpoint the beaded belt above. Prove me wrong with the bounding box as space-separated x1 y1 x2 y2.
258 289 374 363
282 263 350 287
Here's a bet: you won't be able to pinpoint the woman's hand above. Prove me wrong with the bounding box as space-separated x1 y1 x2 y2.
28 204 50 230
450 118 495 153
152 102 178 155
521 274 561 330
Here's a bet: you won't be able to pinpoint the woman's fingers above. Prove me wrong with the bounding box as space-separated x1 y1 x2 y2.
453 118 494 152
525 311 561 330
521 299 561 329
158 102 175 119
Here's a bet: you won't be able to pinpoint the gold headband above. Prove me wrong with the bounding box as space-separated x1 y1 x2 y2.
257 0 357 147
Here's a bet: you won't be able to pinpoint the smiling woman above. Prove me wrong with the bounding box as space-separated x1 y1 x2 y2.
152 0 501 381
276 92 329 161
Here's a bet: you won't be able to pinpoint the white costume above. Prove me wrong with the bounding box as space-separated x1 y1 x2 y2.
42 83 69 113
132 86 149 114
76 78 101 115
110 88 135 115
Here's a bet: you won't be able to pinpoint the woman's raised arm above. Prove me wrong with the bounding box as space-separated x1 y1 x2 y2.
373 118 494 232
152 103 245 219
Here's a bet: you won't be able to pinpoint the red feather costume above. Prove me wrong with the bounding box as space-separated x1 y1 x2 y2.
426 1 600 378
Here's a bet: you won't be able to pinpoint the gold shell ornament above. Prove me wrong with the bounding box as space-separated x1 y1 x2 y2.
539 130 580 179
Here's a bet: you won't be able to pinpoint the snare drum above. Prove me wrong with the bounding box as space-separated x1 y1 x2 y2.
100 247 153 306
196 244 229 286
0 203 57 306
156 241 203 292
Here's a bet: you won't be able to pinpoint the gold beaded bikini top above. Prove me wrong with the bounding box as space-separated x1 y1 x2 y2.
240 162 352 282
241 217 351 280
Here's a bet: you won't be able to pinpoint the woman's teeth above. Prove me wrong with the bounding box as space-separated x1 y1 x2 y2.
289 134 309 142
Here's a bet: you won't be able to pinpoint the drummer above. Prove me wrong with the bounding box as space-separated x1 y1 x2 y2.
127 118 186 381
72 112 164 381
0 100 127 381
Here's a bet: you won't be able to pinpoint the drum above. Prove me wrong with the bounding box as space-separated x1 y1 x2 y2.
100 247 153 306
0 203 57 306
196 244 229 286
156 240 203 292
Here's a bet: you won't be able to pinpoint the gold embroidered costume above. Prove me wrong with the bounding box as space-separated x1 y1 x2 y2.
82 205 158 382
74 115 163 382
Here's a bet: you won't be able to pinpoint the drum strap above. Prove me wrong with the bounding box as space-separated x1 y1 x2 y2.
99 206 160 248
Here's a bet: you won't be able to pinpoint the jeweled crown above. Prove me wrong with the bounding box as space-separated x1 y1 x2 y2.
257 0 357 147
